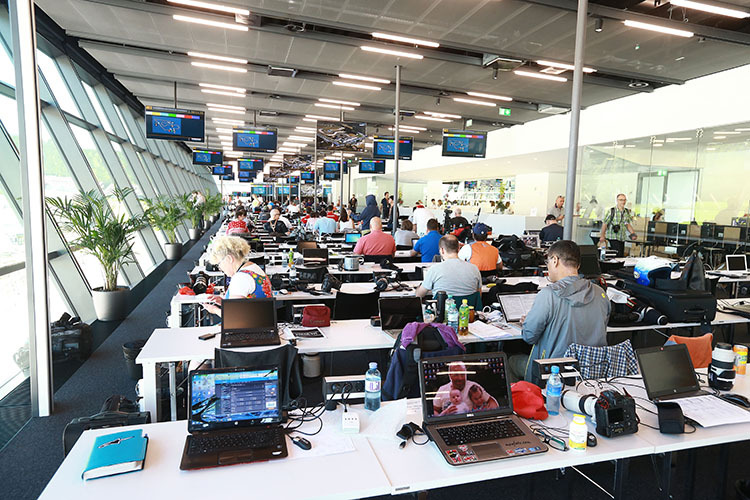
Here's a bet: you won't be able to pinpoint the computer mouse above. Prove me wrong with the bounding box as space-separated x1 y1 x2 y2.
720 393 750 408
587 432 598 447
291 436 311 450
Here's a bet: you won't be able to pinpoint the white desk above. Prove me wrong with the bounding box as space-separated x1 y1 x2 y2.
265 261 433 277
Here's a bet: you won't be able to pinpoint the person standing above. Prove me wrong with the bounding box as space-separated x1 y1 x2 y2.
350 194 381 232
381 192 390 221
411 202 436 236
349 195 358 213
599 194 637 257
549 196 565 223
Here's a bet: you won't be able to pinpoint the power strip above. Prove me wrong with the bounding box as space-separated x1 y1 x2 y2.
533 357 580 383
323 375 366 410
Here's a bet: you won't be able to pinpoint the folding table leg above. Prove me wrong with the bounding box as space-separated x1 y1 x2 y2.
686 449 697 500
659 452 672 500
169 361 177 421
613 458 630 500
717 444 730 500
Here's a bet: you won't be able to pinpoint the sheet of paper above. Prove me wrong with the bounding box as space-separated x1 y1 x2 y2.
674 395 750 427
285 435 355 461
359 398 408 443
468 321 520 340
499 294 537 322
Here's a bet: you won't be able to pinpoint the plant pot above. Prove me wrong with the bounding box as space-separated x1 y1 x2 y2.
189 228 201 240
165 242 182 260
210 215 218 223
203 221 211 230
92 287 129 322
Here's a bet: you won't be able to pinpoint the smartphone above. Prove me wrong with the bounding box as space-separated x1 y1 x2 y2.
198 333 218 341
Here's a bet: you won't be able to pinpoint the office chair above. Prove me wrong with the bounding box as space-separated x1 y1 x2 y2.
333 290 380 320
363 254 393 264
296 265 327 284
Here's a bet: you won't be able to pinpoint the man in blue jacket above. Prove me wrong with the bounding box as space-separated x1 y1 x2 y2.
350 194 381 232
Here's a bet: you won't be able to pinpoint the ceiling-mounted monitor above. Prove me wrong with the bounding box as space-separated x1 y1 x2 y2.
323 161 341 173
288 175 300 183
316 121 367 152
300 171 314 181
221 173 235 180
372 136 413 160
237 158 264 171
358 159 386 174
283 154 313 170
238 170 253 179
233 127 278 153
239 177 251 183
211 165 226 175
192 149 223 165
323 172 341 180
145 106 205 142
302 179 315 184
441 129 487 158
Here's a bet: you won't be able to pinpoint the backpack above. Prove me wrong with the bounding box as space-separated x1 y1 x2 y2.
493 235 541 270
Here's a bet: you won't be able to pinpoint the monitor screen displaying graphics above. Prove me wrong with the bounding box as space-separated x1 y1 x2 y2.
372 136 413 160
464 180 477 190
238 158 264 171
221 174 235 181
192 149 223 165
358 159 386 174
251 186 266 195
239 178 251 183
323 172 340 180
323 161 341 173
145 106 205 142
300 171 314 181
211 165 227 175
442 129 487 158
283 154 313 171
344 233 361 244
188 367 281 432
288 176 300 184
316 121 367 152
636 344 700 400
238 170 252 179
302 179 315 185
233 128 278 153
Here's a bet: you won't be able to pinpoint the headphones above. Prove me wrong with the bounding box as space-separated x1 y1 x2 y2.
373 272 411 292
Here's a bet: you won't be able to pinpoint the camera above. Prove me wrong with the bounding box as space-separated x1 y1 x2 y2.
191 272 208 295
594 390 638 437
611 224 621 233
321 273 342 294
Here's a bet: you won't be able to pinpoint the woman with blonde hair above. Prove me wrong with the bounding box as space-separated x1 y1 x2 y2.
202 236 271 316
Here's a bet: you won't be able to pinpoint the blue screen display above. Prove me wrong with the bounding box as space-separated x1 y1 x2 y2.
323 161 341 173
193 150 223 165
238 158 264 171
358 160 385 174
145 106 204 142
301 171 314 180
441 130 487 158
233 128 277 153
372 136 413 160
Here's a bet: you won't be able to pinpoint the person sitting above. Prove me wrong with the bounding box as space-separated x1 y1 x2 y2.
411 218 442 263
449 207 469 231
394 219 419 247
314 210 337 234
201 236 272 316
458 223 503 271
539 214 564 242
338 206 355 231
416 235 482 298
226 207 250 234
263 209 289 235
305 210 320 232
509 240 611 382
353 217 396 257
286 199 300 215
301 207 313 227
326 205 340 222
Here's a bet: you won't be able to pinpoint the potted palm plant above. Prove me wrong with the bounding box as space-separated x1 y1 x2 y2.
47 188 147 321
205 193 223 225
142 196 185 260
180 193 203 240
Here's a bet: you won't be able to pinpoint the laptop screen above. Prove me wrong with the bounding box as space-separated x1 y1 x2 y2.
344 233 361 243
222 298 277 332
727 255 747 272
420 353 512 424
379 297 423 330
578 245 601 277
636 344 700 400
188 367 281 432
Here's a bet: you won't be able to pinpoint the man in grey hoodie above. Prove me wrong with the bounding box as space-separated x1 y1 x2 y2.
350 194 381 232
511 240 610 382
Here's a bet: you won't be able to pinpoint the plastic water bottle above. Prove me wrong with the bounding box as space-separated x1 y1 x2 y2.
364 362 381 411
446 297 459 333
287 248 294 268
458 299 470 336
546 366 563 415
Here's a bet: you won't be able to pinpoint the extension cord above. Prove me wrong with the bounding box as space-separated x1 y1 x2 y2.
342 411 360 434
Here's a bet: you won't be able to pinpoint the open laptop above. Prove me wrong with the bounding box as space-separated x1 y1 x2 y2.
220 298 281 348
180 366 288 470
303 248 329 267
344 233 361 244
636 344 709 402
725 254 749 276
419 352 548 466
578 245 602 278
379 297 424 338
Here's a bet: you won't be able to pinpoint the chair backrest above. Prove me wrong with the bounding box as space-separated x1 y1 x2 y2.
214 344 302 410
480 269 498 278
297 265 326 284
363 254 392 264
333 290 380 320
666 333 713 368
451 291 482 311
563 340 639 381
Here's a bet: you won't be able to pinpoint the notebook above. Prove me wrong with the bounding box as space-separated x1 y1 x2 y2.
419 352 547 466
378 297 424 338
636 344 709 402
220 298 281 348
83 429 148 480
180 366 287 470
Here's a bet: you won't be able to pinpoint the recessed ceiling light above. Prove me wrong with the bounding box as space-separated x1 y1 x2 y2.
315 103 355 111
332 81 382 91
670 0 749 18
282 142 308 147
295 126 316 132
466 91 513 102
414 115 452 122
318 98 361 107
666 137 693 141
188 52 247 65
289 135 314 141
713 135 727 139
714 131 741 135
206 102 245 111
218 135 232 141
706 147 717 151
360 46 423 59
305 114 339 121
211 117 244 125
278 147 298 152
513 70 568 82
199 83 246 93
339 73 391 84
201 89 245 97
371 32 439 47
391 125 427 131
167 0 250 15
172 14 249 31
623 20 693 37
653 143 663 147
734 128 750 132
423 111 462 119
208 107 245 115
453 97 496 107
191 61 247 73
302 118 318 123
536 60 596 73
215 127 233 133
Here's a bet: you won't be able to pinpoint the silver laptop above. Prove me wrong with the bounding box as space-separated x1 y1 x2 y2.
379 297 424 338
725 254 749 275
636 344 709 402
419 352 548 466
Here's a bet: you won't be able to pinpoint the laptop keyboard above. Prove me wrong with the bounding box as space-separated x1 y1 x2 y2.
438 419 524 446
225 331 278 342
188 428 284 455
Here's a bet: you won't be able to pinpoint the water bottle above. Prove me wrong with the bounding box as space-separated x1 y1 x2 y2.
546 366 563 415
446 297 459 334
287 248 294 268
364 362 381 411
288 248 296 279
458 299 470 336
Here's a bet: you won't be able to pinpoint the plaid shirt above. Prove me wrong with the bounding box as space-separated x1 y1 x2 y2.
564 340 639 380
602 207 633 241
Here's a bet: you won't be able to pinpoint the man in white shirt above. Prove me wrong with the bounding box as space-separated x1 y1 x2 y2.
287 199 300 215
411 203 436 236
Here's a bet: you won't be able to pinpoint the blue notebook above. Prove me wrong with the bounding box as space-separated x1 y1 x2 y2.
82 429 148 480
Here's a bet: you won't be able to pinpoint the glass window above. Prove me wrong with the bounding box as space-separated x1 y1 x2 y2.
36 50 82 119
41 122 79 200
82 83 114 134
111 141 143 198
113 105 135 144
69 124 115 193
0 40 14 88
0 94 19 148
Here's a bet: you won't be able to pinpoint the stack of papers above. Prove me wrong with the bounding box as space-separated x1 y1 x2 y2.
468 321 521 340
674 395 750 427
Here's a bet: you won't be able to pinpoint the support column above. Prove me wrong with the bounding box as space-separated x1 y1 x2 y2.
392 65 401 234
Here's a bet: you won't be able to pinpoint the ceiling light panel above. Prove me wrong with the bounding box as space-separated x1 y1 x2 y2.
513 70 568 82
339 73 390 84
199 83 246 93
536 60 596 73
172 14 249 31
466 91 512 102
360 46 423 59
623 20 694 37
371 32 439 47
167 0 250 15
319 98 360 106
188 52 247 65
208 107 245 115
332 81 381 91
414 115 452 122
201 89 245 97
453 97 496 107
315 103 355 111
206 102 245 111
305 114 340 121
191 61 247 73
423 111 462 119
670 0 749 18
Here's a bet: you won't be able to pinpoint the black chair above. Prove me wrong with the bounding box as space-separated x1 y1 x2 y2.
333 290 380 320
297 265 326 284
363 254 393 264
480 269 499 279
214 345 302 410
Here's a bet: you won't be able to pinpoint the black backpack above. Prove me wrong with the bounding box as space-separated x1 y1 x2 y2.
494 235 541 270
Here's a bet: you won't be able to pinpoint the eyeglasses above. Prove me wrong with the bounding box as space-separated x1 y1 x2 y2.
533 429 568 452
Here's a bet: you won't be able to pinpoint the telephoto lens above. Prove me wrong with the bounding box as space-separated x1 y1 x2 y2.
192 272 208 295
708 343 735 391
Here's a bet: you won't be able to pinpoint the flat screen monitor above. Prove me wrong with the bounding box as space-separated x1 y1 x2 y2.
316 121 367 151
211 165 227 175
233 128 277 153
288 176 300 184
372 136 413 160
221 173 234 180
145 106 205 142
344 233 361 244
442 129 487 158
251 186 266 195
302 179 315 185
323 172 340 180
239 178 251 183
358 159 385 174
237 158 264 171
464 180 477 190
283 154 313 170
238 171 252 179
300 171 314 181
323 161 341 173
192 149 223 165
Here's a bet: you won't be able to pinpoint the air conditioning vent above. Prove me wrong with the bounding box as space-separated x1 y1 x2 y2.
538 104 569 115
268 65 297 78
259 110 279 117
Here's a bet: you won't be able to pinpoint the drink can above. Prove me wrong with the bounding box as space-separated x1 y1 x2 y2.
734 344 748 375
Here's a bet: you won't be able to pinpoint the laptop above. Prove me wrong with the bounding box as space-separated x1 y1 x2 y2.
220 298 281 348
297 241 318 252
636 344 709 402
419 352 548 466
303 248 329 266
379 297 424 338
180 366 288 470
725 254 748 275
521 235 540 248
344 233 361 244
578 245 602 278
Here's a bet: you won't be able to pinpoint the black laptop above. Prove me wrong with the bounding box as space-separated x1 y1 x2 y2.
379 297 424 338
220 298 281 348
180 366 288 470
636 344 709 402
578 245 602 278
419 352 548 466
